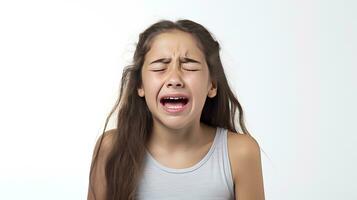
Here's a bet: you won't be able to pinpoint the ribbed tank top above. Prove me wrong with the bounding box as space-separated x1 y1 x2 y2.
135 127 235 200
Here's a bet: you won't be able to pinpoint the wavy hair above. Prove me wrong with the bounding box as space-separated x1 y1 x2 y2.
88 18 252 200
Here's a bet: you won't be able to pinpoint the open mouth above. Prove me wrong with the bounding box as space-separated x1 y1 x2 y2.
160 96 189 106
159 96 190 113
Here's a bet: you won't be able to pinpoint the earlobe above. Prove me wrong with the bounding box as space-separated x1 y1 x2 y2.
207 82 217 98
208 89 217 98
137 88 145 97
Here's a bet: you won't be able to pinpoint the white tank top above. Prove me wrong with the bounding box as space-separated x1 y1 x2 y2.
135 126 235 200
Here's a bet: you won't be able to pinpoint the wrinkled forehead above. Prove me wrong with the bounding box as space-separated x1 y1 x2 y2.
144 30 205 60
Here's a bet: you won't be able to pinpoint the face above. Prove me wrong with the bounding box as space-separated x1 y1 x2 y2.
137 29 217 130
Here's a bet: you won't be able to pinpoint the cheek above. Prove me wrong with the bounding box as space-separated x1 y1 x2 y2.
189 78 209 99
189 73 209 88
142 80 160 102
141 72 157 89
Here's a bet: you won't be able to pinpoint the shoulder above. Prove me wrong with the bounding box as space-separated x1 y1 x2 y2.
227 131 262 182
227 131 265 199
101 129 117 147
227 131 261 158
92 129 117 158
88 129 118 200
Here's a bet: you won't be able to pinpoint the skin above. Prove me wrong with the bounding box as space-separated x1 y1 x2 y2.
227 131 266 200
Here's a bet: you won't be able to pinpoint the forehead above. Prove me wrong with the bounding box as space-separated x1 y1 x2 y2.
145 30 205 59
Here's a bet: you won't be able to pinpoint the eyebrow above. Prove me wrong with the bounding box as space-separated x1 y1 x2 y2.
149 57 201 65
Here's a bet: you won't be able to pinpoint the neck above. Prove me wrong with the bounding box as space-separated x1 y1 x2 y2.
146 121 213 154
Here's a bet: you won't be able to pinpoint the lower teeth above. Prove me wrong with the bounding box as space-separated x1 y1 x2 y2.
166 105 183 109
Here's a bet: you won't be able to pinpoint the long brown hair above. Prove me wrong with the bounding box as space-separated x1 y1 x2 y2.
88 18 252 200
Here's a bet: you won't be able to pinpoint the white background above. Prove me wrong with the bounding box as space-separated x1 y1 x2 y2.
0 0 356 199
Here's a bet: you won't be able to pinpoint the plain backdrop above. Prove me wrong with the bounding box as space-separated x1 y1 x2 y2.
0 0 356 199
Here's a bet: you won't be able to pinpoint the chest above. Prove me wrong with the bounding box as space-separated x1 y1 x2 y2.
145 131 237 185
146 142 212 169
136 147 234 200
137 130 237 200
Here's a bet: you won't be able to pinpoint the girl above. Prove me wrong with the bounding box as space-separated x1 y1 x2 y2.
87 19 265 200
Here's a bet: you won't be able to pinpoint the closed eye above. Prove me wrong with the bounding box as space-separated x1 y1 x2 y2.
151 69 199 72
149 61 200 72
182 62 200 71
151 69 165 72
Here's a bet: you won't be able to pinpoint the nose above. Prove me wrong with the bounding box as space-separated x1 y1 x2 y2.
166 78 183 88
165 65 184 89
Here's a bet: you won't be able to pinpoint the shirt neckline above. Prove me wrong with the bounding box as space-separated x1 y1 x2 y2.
145 127 220 174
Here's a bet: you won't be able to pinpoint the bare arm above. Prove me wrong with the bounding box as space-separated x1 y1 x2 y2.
232 134 265 200
87 129 116 200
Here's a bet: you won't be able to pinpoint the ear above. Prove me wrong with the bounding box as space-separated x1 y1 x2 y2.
207 80 217 98
137 86 145 97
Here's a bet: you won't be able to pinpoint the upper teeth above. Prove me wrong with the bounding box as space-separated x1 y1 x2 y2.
164 97 186 100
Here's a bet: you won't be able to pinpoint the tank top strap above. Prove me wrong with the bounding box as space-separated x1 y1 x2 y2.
218 126 235 198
